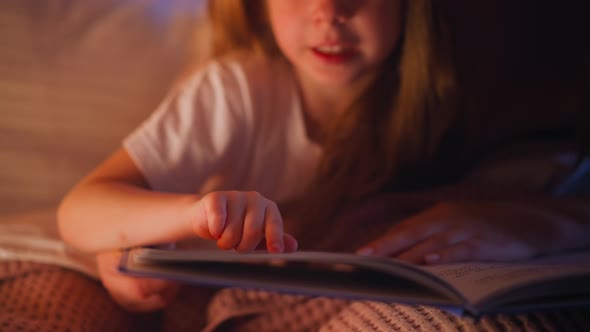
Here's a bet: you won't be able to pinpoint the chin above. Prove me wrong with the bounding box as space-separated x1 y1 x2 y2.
313 71 363 89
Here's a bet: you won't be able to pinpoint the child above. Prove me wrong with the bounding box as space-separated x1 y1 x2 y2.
58 0 590 313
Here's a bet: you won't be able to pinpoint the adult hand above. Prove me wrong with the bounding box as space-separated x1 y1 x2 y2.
357 201 576 264
97 250 181 312
192 191 298 253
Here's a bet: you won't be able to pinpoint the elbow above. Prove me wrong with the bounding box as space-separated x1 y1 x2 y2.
57 194 96 253
57 195 79 250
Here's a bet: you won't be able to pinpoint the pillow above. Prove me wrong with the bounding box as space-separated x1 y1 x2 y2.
0 0 207 215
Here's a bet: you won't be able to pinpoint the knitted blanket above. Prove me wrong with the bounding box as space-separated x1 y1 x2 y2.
3 261 588 332
201 288 590 332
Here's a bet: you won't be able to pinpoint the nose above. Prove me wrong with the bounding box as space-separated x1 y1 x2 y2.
311 0 358 25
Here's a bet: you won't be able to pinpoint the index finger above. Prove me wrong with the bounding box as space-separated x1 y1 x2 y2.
264 202 284 253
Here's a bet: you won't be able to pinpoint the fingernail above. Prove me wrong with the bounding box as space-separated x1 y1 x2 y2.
425 253 440 263
356 248 374 256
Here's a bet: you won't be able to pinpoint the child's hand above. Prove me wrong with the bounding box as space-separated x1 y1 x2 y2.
97 250 181 312
191 191 298 253
357 201 571 264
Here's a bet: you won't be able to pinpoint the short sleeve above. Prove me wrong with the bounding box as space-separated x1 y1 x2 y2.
123 61 254 193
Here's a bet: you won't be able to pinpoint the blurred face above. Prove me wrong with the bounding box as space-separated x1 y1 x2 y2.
266 0 402 89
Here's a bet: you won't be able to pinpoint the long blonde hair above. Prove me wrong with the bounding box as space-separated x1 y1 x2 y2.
206 0 458 247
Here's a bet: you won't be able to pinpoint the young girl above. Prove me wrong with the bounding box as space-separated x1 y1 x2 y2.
58 0 590 314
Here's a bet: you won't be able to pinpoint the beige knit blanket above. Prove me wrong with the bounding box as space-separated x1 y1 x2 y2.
201 288 590 332
2 261 589 332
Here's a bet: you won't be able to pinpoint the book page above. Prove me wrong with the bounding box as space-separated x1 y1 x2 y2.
422 250 590 306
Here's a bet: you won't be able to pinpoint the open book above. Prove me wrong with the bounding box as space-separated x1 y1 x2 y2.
118 248 590 317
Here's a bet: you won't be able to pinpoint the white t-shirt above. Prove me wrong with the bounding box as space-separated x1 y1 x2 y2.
124 56 322 203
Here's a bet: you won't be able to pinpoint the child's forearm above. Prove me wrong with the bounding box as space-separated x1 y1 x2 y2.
58 181 201 253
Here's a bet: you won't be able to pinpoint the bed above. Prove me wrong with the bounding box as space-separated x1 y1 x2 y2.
1 1 588 331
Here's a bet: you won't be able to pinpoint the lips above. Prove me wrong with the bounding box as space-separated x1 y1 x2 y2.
311 44 358 63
